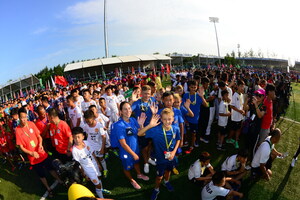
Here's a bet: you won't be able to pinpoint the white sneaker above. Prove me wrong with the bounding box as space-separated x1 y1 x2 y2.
148 158 157 166
144 163 149 174
291 158 297 167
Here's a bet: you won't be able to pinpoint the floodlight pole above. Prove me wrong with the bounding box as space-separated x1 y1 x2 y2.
209 17 221 65
104 0 109 58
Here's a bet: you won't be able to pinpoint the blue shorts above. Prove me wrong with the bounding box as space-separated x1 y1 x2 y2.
121 155 139 170
156 160 176 177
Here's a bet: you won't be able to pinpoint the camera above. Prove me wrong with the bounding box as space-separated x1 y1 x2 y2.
52 159 83 187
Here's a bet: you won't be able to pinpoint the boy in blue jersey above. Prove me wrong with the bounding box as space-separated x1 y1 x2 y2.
131 85 157 173
138 108 181 200
157 92 184 175
182 80 208 154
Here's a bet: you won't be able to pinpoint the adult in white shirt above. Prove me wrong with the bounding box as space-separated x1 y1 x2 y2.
188 152 215 186
251 129 282 181
201 172 243 200
221 149 248 181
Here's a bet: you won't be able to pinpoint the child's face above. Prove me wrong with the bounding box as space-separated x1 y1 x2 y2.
238 84 245 93
161 113 174 128
99 100 106 107
142 90 151 101
189 85 197 93
90 107 97 115
173 99 181 108
93 93 99 99
83 91 91 100
162 95 174 108
85 117 95 126
73 133 84 145
106 89 112 96
67 99 74 107
223 93 229 101
12 114 18 120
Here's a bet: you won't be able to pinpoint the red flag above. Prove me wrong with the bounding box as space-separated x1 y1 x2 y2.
230 64 233 68
13 92 16 99
131 66 135 74
222 64 225 68
208 64 211 69
166 64 170 74
115 68 119 77
26 88 29 96
54 76 68 87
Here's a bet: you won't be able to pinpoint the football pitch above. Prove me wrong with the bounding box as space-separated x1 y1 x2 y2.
0 83 300 200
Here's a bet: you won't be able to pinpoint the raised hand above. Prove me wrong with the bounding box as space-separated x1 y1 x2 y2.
131 90 139 102
184 99 191 108
149 114 160 128
150 102 158 115
137 112 147 127
198 86 205 97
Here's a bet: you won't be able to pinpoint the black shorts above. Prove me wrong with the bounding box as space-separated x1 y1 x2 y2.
138 136 150 149
52 150 73 164
32 157 54 178
218 126 227 136
189 123 199 134
231 121 242 131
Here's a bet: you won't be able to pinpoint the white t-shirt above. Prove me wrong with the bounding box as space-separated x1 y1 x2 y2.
218 100 229 127
188 159 212 180
104 95 119 114
68 106 82 127
74 96 84 110
116 94 125 104
218 87 233 103
230 92 244 122
221 154 241 172
82 122 106 153
81 100 98 112
251 136 273 168
201 181 230 200
72 141 100 178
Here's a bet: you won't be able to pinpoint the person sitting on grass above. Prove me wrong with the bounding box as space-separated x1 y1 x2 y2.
221 149 248 181
71 127 111 198
188 151 215 186
138 108 181 200
251 128 283 181
111 102 149 190
201 171 243 200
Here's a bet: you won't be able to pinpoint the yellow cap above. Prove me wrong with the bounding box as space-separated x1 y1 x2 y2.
68 184 95 200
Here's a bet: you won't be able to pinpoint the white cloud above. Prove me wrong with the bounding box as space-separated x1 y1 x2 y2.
59 0 300 60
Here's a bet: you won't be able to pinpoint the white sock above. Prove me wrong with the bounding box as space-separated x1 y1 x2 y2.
101 159 107 171
96 188 104 198
154 188 159 192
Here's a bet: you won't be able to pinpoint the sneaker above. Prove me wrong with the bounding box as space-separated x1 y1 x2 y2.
103 170 108 178
194 141 199 148
234 141 239 149
172 168 179 175
163 181 174 192
200 137 209 144
144 163 149 174
226 139 235 144
185 147 194 154
291 158 297 167
112 149 119 157
102 188 112 195
104 153 109 160
137 174 149 181
182 141 189 147
148 158 157 166
151 189 160 200
217 145 226 151
130 180 141 190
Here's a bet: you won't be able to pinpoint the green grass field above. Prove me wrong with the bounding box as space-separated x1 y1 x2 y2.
0 83 299 200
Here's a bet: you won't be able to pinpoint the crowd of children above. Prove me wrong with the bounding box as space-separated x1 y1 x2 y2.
0 67 296 200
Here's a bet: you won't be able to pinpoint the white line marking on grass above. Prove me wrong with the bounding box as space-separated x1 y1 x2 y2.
280 117 300 124
40 180 59 200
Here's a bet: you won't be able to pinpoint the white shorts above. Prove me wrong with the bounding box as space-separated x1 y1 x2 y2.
83 165 101 185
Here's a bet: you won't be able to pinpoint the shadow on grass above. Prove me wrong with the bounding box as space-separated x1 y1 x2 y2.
270 166 293 200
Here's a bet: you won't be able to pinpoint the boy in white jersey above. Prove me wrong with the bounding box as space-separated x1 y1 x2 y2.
71 89 84 110
102 86 119 123
71 127 111 198
81 89 98 112
82 110 109 178
66 95 81 129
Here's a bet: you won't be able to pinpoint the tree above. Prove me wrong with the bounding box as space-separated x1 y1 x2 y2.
224 53 239 66
231 50 236 58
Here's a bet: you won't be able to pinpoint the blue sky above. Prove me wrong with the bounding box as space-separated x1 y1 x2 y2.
0 0 299 85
